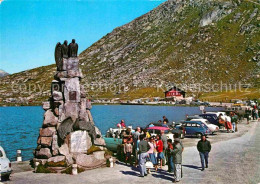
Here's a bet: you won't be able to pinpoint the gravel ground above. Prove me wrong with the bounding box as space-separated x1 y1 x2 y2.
5 120 260 184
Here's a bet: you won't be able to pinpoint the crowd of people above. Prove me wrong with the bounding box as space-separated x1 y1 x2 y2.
120 124 212 182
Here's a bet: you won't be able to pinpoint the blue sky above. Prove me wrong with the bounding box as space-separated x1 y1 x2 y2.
0 0 165 74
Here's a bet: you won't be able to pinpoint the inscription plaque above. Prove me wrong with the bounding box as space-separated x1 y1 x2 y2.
69 91 77 101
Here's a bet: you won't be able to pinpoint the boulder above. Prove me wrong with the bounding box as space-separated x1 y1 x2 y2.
65 154 74 165
54 71 67 79
74 154 101 168
52 134 59 156
43 110 58 127
59 143 69 156
94 138 106 146
47 156 66 163
33 158 48 165
79 98 87 120
57 117 74 140
93 151 105 160
66 57 79 71
37 148 52 159
86 110 94 123
39 127 56 137
64 78 80 103
64 102 79 122
67 70 82 78
70 130 91 153
39 136 52 147
73 120 93 131
53 91 63 101
42 101 50 110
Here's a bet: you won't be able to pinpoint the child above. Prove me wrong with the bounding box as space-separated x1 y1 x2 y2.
124 139 133 165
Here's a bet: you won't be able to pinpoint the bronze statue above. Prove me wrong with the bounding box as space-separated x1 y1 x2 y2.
68 39 78 57
54 42 63 71
61 40 69 58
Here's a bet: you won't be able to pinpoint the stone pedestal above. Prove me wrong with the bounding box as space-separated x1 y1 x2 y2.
35 54 106 172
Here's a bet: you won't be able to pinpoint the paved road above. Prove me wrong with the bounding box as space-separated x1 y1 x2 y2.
6 121 260 184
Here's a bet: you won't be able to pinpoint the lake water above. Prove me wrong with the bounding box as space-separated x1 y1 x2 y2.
0 105 223 161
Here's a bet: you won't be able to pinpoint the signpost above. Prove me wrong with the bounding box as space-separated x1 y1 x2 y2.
199 106 205 114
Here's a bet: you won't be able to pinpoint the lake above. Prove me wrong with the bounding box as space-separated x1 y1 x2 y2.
0 105 223 161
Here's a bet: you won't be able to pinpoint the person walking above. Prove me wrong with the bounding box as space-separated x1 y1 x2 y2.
133 127 141 167
170 138 183 183
231 112 238 133
166 139 174 173
138 134 149 177
197 135 211 171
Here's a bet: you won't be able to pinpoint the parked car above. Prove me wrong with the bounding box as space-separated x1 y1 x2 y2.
147 126 185 139
190 100 203 106
0 146 12 180
190 119 219 134
177 121 211 138
199 113 222 127
186 115 204 121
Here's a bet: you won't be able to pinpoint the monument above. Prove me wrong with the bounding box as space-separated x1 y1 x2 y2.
34 39 106 172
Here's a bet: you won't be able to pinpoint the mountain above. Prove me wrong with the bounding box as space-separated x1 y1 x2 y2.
0 0 259 105
0 69 9 77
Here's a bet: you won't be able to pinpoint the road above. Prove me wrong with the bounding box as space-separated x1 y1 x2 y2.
5 121 260 184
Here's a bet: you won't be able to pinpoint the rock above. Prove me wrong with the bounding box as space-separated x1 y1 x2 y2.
59 143 69 156
74 154 100 167
57 117 74 140
93 151 105 160
67 70 82 78
37 148 52 159
66 57 79 71
52 91 63 101
64 78 80 103
47 156 65 163
79 98 87 120
73 120 93 131
39 127 56 137
54 71 67 79
42 101 50 110
33 158 48 165
70 130 91 153
43 110 58 127
39 136 52 147
64 102 79 122
65 154 74 165
86 110 94 123
94 138 106 146
62 58 68 71
52 134 59 155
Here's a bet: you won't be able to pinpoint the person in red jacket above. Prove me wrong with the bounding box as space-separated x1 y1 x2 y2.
156 134 165 169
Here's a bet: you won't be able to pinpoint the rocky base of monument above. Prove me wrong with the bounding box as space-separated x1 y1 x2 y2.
33 54 109 173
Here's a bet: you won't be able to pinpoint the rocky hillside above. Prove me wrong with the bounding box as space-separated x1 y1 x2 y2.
0 0 259 105
0 69 9 77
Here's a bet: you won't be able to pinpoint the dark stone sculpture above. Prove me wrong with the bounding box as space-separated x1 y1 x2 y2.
54 42 63 71
61 40 69 58
68 39 78 57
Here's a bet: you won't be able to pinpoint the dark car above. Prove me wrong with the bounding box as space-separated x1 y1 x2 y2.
177 121 211 138
186 115 205 121
199 114 221 126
